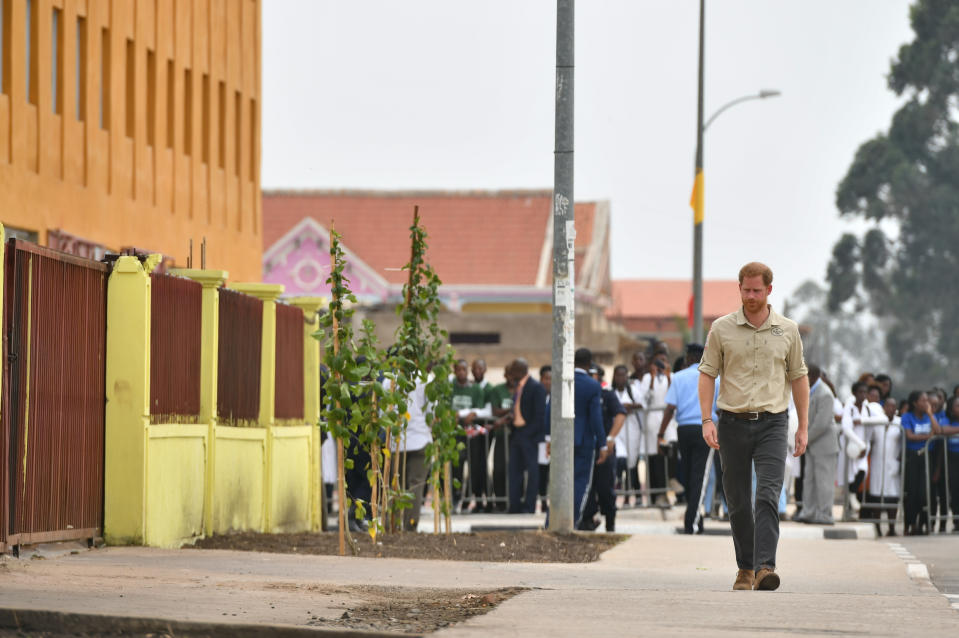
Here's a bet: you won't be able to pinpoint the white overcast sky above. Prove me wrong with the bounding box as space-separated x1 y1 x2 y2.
261 0 914 304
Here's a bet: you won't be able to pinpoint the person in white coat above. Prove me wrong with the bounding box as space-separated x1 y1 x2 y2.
862 397 902 536
838 381 888 514
612 364 644 502
638 351 673 505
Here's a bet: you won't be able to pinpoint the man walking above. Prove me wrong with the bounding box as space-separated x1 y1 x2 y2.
661 343 718 534
698 262 809 592
798 364 838 525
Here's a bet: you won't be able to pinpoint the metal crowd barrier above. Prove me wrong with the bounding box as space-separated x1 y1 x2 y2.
615 404 674 512
457 419 512 512
840 422 907 532
922 433 959 533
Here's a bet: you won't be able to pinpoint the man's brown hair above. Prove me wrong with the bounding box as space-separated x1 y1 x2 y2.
738 262 773 286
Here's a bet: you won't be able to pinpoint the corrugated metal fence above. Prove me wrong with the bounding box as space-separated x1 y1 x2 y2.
150 273 202 422
217 288 262 424
1 240 107 550
274 303 304 420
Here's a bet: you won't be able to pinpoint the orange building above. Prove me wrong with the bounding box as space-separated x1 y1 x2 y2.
0 0 262 281
608 279 741 353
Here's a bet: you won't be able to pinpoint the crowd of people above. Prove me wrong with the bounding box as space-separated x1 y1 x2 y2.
320 352 959 536
798 371 959 536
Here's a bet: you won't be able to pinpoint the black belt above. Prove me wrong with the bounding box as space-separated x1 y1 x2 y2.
722 410 785 421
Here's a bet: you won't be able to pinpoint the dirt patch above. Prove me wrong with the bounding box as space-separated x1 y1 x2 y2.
305 584 526 634
190 530 624 563
0 586 524 636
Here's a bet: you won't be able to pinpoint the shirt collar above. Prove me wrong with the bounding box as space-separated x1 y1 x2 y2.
574 368 588 375
735 304 781 329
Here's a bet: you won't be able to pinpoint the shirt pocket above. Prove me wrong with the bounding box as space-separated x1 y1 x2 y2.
757 334 789 378
725 336 753 372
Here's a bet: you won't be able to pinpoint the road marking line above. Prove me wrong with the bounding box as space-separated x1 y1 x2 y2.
887 542 958 615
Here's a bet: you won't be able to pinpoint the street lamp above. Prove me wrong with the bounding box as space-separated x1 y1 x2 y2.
703 90 781 132
690 86 782 343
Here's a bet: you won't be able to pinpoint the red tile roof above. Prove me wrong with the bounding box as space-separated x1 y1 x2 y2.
608 279 741 320
262 190 598 288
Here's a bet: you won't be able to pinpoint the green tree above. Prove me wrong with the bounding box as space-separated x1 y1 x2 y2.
393 208 461 534
828 0 959 387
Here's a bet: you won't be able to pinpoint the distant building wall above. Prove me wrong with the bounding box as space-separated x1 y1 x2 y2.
0 0 262 282
355 305 627 371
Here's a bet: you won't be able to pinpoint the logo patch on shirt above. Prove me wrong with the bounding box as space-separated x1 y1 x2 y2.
771 327 784 336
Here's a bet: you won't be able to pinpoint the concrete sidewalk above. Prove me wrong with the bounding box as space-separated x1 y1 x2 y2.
1 528 956 636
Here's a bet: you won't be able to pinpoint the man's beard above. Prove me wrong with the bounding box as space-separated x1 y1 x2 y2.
743 298 766 313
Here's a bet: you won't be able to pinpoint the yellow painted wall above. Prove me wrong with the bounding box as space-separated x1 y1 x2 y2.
269 426 313 533
145 425 208 548
0 0 262 282
213 426 266 533
104 259 318 546
104 256 151 545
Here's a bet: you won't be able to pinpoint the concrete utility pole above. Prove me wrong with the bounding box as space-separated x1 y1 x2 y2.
691 0 705 344
549 0 574 533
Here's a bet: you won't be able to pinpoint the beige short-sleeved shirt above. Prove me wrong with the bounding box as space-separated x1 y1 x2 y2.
698 305 807 414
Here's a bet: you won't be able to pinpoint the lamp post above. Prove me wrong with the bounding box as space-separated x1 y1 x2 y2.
691 88 780 343
691 79 781 342
549 0 575 533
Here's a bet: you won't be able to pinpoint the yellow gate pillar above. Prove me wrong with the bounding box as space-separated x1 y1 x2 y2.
104 256 152 545
289 297 325 531
231 282 284 530
171 268 228 536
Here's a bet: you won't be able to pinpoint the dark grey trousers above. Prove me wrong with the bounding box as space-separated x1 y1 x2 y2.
718 410 787 570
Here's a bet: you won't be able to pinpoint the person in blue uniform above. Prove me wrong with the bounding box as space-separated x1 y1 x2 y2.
661 343 718 534
553 348 607 525
545 348 609 527
580 364 626 531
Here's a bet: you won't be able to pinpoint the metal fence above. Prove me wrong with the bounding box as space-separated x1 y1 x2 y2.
923 434 959 533
274 302 304 420
457 422 511 512
2 240 107 551
839 422 907 532
149 273 202 422
217 288 262 425
615 404 674 511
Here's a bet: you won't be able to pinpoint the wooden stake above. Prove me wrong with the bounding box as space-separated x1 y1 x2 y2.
378 437 389 529
370 436 380 540
331 225 347 557
405 206 419 308
433 455 441 535
443 461 453 535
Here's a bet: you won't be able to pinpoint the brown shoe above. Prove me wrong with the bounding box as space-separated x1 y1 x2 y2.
733 569 754 591
753 567 780 591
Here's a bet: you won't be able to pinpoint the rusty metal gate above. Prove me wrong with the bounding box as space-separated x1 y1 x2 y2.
1 239 108 553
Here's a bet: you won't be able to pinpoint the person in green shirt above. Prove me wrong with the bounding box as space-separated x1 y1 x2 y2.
484 366 516 512
452 359 491 512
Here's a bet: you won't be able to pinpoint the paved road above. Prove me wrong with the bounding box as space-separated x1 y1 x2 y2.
899 533 959 596
2 533 957 636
